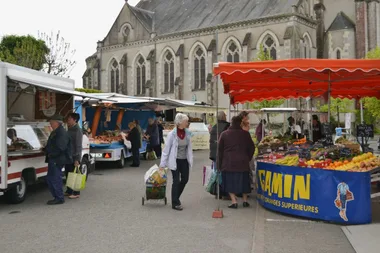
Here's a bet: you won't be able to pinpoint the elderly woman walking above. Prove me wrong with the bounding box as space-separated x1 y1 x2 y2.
218 116 255 209
160 113 193 211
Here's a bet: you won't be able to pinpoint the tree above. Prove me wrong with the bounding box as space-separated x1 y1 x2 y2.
38 31 76 77
255 44 272 61
75 88 101 93
365 46 380 59
318 98 354 127
0 35 49 70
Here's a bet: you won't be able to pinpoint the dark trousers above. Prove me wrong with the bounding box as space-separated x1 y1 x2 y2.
155 144 162 158
64 163 80 195
47 162 64 201
171 159 189 207
132 147 140 166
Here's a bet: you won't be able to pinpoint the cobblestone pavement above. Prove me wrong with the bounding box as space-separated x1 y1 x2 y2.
0 151 357 253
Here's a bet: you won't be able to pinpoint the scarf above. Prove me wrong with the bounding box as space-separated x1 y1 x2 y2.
177 128 186 140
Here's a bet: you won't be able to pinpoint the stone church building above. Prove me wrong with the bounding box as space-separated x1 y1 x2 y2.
83 0 380 109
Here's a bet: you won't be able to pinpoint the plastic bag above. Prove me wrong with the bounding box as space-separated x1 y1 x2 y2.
120 132 132 149
144 164 167 185
66 166 86 191
203 165 213 186
146 151 157 160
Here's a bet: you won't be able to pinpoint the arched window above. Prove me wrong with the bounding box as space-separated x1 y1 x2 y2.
336 49 341 59
110 59 119 93
136 55 146 95
226 41 240 62
193 47 206 90
263 35 277 60
303 35 311 58
163 50 175 93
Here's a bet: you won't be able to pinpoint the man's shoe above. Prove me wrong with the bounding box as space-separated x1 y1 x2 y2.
47 199 65 205
68 195 80 199
131 164 140 167
172 205 183 211
243 202 250 208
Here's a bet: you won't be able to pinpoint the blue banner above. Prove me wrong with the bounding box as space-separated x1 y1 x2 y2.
256 162 372 224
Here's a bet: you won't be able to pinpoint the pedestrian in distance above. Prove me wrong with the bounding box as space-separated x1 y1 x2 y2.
145 118 160 158
45 115 72 205
209 111 230 199
255 119 267 143
156 117 165 159
160 113 193 211
128 121 141 167
134 119 143 148
64 113 83 199
218 115 255 209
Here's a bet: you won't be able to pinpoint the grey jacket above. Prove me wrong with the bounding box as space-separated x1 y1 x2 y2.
68 124 83 163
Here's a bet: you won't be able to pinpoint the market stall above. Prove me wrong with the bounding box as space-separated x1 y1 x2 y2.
214 59 380 224
80 94 154 168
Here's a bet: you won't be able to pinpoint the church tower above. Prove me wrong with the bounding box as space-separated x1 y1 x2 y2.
314 0 326 58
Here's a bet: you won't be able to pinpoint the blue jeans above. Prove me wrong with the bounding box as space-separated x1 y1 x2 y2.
47 162 64 201
340 193 347 209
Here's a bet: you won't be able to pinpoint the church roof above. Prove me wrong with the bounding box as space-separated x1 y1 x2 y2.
135 0 300 35
129 5 154 32
328 12 355 32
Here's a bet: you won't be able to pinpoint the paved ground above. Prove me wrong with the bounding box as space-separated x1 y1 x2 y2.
0 151 361 253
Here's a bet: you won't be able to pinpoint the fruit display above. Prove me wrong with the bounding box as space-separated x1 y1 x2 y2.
326 153 380 172
91 131 123 144
293 137 307 145
275 155 299 166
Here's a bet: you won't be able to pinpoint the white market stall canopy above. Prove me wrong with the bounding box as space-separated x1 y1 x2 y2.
260 108 298 113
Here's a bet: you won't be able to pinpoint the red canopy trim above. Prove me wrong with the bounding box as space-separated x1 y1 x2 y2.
214 59 380 104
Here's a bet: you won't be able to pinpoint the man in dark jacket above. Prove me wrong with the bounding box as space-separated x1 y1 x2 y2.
156 118 164 158
65 113 83 199
209 111 230 162
45 115 72 205
128 121 141 167
145 118 159 156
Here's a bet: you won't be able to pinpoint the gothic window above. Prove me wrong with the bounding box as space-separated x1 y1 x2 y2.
163 51 175 93
226 41 240 62
337 49 341 59
110 59 119 93
193 47 206 90
263 35 277 60
136 55 146 95
303 35 311 58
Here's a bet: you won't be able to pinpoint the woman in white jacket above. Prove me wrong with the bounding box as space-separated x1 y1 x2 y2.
160 113 193 211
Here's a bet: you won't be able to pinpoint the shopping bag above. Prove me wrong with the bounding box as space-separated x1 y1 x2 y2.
144 164 167 185
66 166 86 191
146 151 157 160
203 165 213 186
120 132 132 149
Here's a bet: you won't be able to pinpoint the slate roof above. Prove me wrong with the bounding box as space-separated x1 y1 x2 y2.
129 6 154 32
134 0 300 35
328 11 355 32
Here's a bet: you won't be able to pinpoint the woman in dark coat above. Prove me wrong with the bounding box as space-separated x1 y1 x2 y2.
218 116 255 209
128 122 141 167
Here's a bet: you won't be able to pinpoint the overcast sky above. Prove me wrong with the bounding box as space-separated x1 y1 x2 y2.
0 0 140 87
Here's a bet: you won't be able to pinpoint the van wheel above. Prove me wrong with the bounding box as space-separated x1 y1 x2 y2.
80 157 90 181
5 176 27 204
117 152 125 168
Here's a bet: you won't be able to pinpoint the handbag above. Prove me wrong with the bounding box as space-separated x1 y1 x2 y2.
66 166 86 191
146 151 157 160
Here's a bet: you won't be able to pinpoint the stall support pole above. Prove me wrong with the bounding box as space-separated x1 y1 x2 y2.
360 99 364 124
115 109 125 130
213 29 223 219
327 72 332 123
91 106 102 137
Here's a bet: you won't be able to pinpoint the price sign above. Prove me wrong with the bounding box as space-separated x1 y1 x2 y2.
357 124 374 138
322 123 332 136
340 148 352 158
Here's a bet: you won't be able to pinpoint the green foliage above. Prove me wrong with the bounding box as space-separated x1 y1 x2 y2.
0 35 49 70
248 99 285 110
254 44 272 61
75 88 102 93
318 98 354 114
362 97 380 122
365 46 380 59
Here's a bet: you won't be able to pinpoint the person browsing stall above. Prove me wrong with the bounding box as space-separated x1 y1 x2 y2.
255 119 267 143
128 121 141 167
209 111 230 162
218 116 255 209
287 116 302 138
312 115 323 143
45 115 72 205
159 113 193 211
64 113 83 199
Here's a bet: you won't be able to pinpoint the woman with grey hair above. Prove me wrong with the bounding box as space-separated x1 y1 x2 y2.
160 113 193 211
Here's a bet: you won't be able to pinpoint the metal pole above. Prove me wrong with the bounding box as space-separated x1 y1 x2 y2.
214 29 221 208
360 99 364 124
0 64 8 189
327 72 331 123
